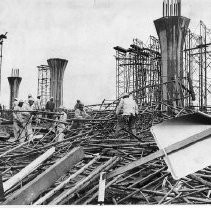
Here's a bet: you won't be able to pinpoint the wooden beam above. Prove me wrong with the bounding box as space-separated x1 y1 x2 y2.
3 147 55 192
3 147 84 205
50 157 118 205
33 155 100 205
107 127 211 179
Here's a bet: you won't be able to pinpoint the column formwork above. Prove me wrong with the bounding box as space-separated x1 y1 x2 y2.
154 16 190 107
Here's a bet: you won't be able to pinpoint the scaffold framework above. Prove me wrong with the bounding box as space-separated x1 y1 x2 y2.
37 65 50 107
115 21 211 113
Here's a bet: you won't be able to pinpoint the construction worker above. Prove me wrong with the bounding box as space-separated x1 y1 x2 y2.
45 97 55 118
72 103 90 129
115 93 138 136
34 95 42 124
28 93 32 100
74 100 81 110
21 97 35 142
34 95 42 110
13 99 24 141
13 98 18 108
56 105 67 142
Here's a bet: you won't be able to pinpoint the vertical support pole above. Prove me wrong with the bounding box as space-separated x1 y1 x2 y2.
199 22 203 110
98 172 106 205
204 24 207 110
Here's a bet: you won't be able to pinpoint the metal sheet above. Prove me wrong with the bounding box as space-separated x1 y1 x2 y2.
151 111 211 179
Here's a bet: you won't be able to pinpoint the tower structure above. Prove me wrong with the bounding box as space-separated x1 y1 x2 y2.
47 58 68 109
37 65 50 107
154 0 190 108
8 69 22 109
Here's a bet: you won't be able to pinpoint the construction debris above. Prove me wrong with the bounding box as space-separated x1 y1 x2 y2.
0 101 209 205
0 0 211 206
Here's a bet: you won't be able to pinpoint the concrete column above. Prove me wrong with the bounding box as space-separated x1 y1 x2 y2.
154 16 190 107
47 58 68 109
8 69 22 109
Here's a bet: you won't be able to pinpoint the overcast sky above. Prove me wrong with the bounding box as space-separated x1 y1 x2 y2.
0 0 211 108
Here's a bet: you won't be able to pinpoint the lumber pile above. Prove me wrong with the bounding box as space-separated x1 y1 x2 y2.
0 101 211 205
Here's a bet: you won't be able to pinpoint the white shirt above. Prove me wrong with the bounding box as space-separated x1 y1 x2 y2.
116 97 138 116
59 111 67 122
13 101 18 108
13 105 22 122
34 99 42 110
21 103 34 122
75 109 90 119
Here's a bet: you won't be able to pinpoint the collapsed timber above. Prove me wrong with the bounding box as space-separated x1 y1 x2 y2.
1 101 211 204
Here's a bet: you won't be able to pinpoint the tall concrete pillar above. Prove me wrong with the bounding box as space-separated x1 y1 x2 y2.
47 58 68 109
154 1 190 107
8 69 22 109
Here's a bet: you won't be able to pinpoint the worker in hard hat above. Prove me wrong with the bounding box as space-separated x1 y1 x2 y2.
34 95 42 124
13 98 18 108
21 97 35 142
115 93 138 136
45 97 55 118
72 103 90 129
56 105 67 142
13 99 24 141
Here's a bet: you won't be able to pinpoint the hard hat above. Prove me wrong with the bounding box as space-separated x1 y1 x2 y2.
37 95 41 97
50 97 53 99
58 105 65 109
14 98 18 101
28 94 32 97
121 93 129 98
19 99 24 103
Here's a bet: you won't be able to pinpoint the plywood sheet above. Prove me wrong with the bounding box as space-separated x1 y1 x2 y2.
151 111 211 179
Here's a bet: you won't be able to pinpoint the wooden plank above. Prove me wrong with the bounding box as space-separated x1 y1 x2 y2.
50 157 118 205
3 147 55 192
3 147 84 205
107 127 211 179
33 155 100 205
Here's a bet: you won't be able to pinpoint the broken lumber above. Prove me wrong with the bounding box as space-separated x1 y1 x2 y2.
3 147 55 192
107 127 211 179
3 147 84 205
34 154 100 205
49 157 118 205
84 174 122 204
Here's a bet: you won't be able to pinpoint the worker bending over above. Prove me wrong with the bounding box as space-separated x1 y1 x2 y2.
13 99 24 141
56 105 67 142
115 93 138 136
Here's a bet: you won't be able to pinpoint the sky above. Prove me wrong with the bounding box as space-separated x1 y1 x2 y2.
0 0 211 108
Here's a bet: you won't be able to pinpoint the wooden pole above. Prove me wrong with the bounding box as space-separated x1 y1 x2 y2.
3 147 84 205
49 157 118 205
3 147 55 192
34 154 100 205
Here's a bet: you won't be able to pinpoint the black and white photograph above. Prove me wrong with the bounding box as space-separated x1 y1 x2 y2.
0 0 211 206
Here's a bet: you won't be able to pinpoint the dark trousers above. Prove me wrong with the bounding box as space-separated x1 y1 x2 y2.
116 114 137 135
